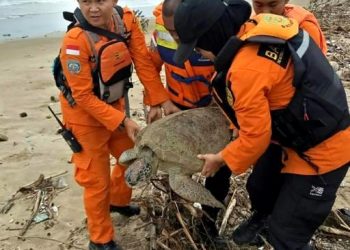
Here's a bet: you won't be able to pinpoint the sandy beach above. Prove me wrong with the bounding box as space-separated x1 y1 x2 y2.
0 1 350 249
1 34 350 250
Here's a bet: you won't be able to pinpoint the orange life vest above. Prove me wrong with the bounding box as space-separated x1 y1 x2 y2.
151 4 215 109
55 7 132 105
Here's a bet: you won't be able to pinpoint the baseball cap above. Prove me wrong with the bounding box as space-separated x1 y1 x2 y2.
173 0 227 65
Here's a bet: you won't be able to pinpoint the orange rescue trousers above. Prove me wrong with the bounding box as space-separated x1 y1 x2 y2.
68 123 134 244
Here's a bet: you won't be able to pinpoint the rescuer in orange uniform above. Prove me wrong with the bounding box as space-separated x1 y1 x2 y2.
172 0 350 249
58 0 178 249
149 2 215 110
252 0 327 54
232 0 328 246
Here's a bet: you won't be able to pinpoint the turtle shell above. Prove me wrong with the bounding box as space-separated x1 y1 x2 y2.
134 106 231 175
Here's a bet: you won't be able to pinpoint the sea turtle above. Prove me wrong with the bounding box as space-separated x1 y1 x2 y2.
119 106 232 208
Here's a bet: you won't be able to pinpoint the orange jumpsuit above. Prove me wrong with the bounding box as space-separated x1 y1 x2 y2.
220 19 350 176
59 7 169 244
284 4 327 55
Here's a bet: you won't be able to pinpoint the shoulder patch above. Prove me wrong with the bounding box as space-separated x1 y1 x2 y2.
226 83 234 107
257 44 290 68
67 59 81 74
66 45 80 56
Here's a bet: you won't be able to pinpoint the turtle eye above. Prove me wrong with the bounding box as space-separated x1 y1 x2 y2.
125 168 138 186
138 164 151 182
144 163 152 178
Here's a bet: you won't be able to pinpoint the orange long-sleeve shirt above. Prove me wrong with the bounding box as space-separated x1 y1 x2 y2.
221 22 350 176
60 7 169 131
284 4 327 54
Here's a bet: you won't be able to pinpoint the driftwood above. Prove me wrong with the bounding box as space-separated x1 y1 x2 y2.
0 201 14 214
0 170 68 215
1 171 69 236
218 189 237 236
129 164 350 250
18 174 45 193
149 222 157 250
131 173 244 249
0 174 44 214
175 208 198 250
333 209 350 231
156 240 172 250
19 190 42 236
319 225 350 238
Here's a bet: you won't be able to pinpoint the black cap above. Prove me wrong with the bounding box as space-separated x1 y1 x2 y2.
173 0 227 65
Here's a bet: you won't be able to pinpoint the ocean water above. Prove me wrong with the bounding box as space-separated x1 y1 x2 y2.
0 0 309 40
0 0 161 39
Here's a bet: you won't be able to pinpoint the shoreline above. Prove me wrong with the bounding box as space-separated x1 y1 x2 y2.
0 0 312 41
0 5 156 41
0 17 155 43
0 31 64 44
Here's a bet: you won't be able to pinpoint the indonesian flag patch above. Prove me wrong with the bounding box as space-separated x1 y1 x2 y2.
66 45 80 56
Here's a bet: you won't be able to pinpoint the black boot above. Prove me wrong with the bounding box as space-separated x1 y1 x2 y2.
110 204 140 217
89 240 122 250
232 211 267 246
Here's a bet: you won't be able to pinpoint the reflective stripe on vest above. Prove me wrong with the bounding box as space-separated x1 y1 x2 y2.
154 23 214 108
296 29 309 58
154 23 178 50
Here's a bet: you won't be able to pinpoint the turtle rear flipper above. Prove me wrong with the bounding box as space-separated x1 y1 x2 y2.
169 173 225 209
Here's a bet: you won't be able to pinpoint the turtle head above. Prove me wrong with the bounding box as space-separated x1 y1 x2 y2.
124 158 153 187
121 146 155 187
119 148 138 167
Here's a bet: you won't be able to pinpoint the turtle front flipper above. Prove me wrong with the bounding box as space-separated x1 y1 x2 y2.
118 148 138 166
168 173 225 209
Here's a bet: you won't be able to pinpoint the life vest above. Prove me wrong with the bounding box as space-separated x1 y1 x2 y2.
53 6 132 105
212 14 350 154
151 4 214 109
